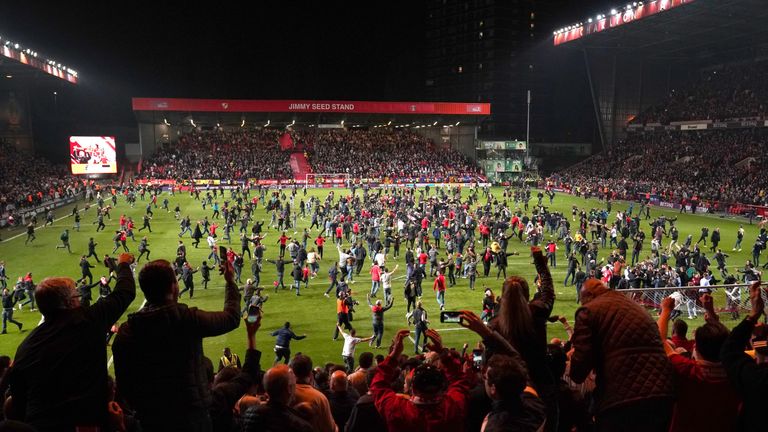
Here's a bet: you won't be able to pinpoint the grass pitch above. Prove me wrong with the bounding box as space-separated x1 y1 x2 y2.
0 187 759 367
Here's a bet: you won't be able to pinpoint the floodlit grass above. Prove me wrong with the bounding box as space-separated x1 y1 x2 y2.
0 187 759 367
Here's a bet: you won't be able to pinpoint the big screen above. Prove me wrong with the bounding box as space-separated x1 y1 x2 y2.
70 136 117 174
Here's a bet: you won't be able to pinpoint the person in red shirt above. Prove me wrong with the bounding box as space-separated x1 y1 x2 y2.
421 217 429 230
335 226 344 246
277 231 289 258
670 319 695 353
545 240 558 267
302 264 310 290
659 295 740 432
433 272 447 310
370 329 472 432
314 234 326 259
119 231 129 252
479 223 491 247
209 223 219 238
418 250 429 273
369 263 382 297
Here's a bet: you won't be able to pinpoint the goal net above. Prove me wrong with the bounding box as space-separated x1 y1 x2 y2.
305 173 351 188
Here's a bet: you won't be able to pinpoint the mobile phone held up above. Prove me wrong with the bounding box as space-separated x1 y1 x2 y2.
472 349 483 368
440 311 461 323
246 305 261 324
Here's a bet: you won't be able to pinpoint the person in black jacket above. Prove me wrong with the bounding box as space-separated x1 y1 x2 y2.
489 246 557 430
482 354 546 431
178 262 199 299
77 279 100 308
87 237 99 260
79 255 96 284
271 322 306 365
366 294 394 348
241 365 313 432
113 258 241 432
345 367 386 432
1 288 23 333
710 227 721 252
200 260 215 290
5 253 136 431
209 311 264 432
721 282 768 432
267 258 292 292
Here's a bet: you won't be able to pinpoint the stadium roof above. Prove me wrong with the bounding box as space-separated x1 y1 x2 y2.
552 0 768 60
0 34 78 84
132 98 490 128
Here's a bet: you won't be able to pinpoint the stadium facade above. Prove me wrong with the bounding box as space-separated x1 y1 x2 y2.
552 0 768 152
132 97 490 165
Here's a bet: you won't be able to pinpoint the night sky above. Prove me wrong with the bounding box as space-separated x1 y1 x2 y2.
0 0 614 128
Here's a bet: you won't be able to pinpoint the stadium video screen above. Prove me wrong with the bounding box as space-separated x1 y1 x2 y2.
69 136 117 174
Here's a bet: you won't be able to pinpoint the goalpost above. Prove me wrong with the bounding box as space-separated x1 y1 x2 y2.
305 172 351 188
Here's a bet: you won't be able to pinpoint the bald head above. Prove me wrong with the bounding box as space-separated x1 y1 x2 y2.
35 277 79 317
330 370 348 392
263 365 295 406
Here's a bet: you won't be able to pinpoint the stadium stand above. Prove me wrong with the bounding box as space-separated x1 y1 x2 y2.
305 129 482 180
138 130 293 181
630 60 768 125
138 129 483 182
0 140 81 215
553 129 768 207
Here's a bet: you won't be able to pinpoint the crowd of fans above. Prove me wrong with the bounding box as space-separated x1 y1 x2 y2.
2 182 768 431
554 129 768 206
0 141 84 232
631 61 768 124
304 130 483 180
139 129 483 183
139 130 294 181
0 140 82 215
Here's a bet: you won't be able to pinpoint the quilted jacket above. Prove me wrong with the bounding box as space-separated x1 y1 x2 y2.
570 290 675 414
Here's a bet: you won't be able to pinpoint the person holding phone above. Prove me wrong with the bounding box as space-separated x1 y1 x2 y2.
112 258 241 431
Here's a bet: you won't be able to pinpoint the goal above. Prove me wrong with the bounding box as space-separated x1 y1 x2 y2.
305 173 351 188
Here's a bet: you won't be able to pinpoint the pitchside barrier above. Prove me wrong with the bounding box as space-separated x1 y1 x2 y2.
619 282 768 316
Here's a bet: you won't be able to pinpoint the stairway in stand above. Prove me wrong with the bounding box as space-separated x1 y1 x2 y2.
289 152 313 181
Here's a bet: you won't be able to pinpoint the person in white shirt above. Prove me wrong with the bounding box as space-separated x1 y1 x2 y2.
379 264 399 303
307 250 319 277
374 252 386 267
337 325 373 373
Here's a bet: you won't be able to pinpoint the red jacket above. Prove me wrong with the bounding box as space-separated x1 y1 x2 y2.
371 355 472 432
668 354 740 432
433 274 446 292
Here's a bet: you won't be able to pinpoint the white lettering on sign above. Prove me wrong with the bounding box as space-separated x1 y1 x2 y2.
288 103 356 111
